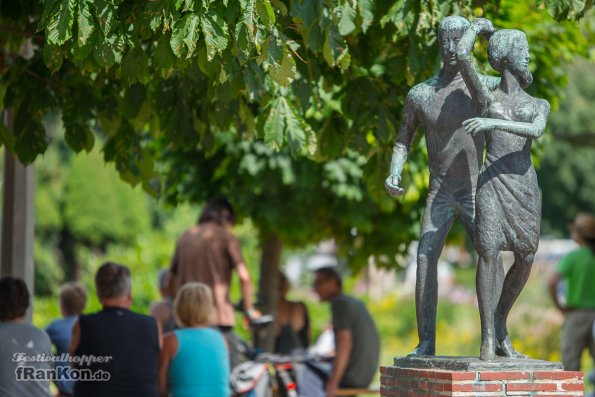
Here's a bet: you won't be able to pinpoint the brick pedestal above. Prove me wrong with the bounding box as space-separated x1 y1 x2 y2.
381 362 583 396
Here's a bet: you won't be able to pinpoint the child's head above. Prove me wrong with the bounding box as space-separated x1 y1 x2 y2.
59 282 87 317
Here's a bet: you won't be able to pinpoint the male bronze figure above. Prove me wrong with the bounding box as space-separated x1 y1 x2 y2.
385 16 501 357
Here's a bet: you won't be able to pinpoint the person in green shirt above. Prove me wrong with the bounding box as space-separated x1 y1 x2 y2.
549 213 595 371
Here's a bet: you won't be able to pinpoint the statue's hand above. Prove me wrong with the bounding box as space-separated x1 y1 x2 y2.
471 18 496 38
385 175 405 196
463 117 492 136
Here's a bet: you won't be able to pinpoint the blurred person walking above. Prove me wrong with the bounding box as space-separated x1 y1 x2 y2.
169 197 258 368
549 213 595 371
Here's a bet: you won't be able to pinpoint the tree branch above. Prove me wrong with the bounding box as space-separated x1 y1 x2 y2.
24 69 61 90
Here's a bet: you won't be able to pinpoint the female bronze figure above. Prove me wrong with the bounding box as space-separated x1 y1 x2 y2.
457 19 550 360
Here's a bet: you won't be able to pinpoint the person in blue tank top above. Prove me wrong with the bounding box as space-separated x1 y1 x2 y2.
158 282 230 397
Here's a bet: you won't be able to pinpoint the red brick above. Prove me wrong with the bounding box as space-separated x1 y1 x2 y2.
452 383 504 393
479 371 530 381
430 370 476 381
507 382 558 392
533 371 583 380
533 394 582 397
560 382 584 391
428 382 445 391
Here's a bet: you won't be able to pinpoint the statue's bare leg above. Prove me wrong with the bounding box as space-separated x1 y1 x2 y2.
460 202 504 328
495 253 534 358
477 249 500 360
409 191 456 357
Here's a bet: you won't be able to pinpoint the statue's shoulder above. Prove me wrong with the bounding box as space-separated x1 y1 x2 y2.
537 97 550 108
536 97 550 113
406 77 439 102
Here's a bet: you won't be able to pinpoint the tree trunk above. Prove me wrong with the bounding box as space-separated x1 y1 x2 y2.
255 233 282 352
59 227 79 281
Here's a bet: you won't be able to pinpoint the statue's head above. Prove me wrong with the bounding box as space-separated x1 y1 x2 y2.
438 16 470 67
488 29 533 88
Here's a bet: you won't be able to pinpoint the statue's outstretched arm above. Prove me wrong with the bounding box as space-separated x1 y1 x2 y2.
390 93 419 176
463 99 550 139
386 91 420 196
456 19 495 115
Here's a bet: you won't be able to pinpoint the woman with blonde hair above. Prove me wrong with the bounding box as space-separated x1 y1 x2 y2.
158 282 230 397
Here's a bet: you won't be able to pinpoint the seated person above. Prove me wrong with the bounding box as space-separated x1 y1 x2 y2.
158 282 230 397
0 276 52 397
150 269 177 334
45 282 87 397
275 272 310 355
70 262 160 397
303 267 380 397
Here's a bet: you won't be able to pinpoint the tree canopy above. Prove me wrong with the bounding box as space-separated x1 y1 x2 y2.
1 0 594 268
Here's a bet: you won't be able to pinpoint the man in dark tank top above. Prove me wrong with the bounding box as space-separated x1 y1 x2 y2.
70 262 160 397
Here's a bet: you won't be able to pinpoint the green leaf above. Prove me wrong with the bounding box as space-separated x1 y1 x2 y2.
264 98 285 150
13 105 48 163
72 30 95 60
170 18 187 58
45 0 76 45
95 0 117 35
241 0 257 44
182 14 201 58
122 83 147 119
77 0 94 46
170 14 199 58
269 49 296 86
270 0 288 16
170 14 201 59
0 120 15 151
323 25 350 69
358 0 374 33
93 40 117 67
64 123 94 153
154 34 177 77
282 98 306 155
259 34 283 65
546 0 590 19
256 0 276 28
202 10 229 61
338 2 356 36
235 21 250 52
162 101 197 146
197 43 222 79
121 48 150 85
380 0 417 36
43 45 64 72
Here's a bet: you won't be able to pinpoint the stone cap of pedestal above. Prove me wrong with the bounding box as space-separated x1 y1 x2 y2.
393 355 563 371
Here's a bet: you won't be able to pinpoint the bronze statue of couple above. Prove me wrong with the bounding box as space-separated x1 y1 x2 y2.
386 16 550 361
